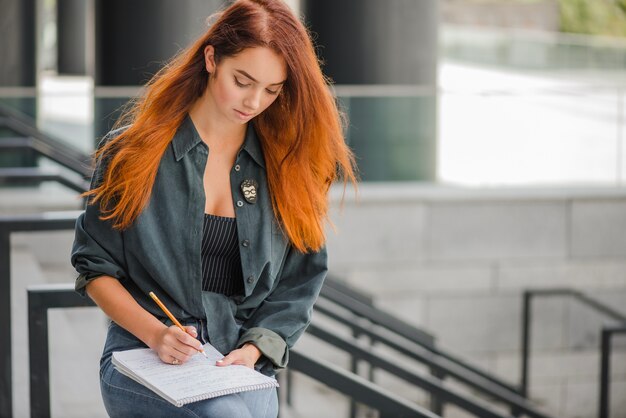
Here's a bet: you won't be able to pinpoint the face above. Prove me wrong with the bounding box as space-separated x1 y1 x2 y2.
203 45 287 125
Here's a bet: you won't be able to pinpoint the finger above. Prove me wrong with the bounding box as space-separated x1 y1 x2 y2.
216 352 253 368
159 333 195 360
171 341 197 358
159 329 194 356
158 352 182 365
184 326 198 338
162 344 193 363
216 354 236 367
170 326 203 352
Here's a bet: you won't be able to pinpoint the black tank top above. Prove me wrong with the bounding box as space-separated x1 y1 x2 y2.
200 214 244 296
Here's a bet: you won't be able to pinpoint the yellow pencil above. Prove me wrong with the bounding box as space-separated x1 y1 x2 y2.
148 291 207 358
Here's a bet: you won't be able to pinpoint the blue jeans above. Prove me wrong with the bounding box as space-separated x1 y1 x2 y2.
99 319 278 418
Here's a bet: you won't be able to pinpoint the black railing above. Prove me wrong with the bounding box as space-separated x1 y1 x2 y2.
599 325 626 418
319 276 442 416
321 277 546 417
288 350 439 418
0 104 92 178
521 288 626 418
321 281 435 348
0 167 89 194
27 284 440 418
321 279 522 396
313 297 549 418
0 212 80 418
306 322 515 418
27 284 96 418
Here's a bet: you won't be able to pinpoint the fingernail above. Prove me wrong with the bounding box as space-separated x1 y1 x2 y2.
217 359 223 363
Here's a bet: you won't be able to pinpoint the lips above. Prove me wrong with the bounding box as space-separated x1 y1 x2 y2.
235 109 253 119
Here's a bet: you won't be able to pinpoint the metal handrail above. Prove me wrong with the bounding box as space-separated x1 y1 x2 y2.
306 322 520 418
0 212 80 418
0 104 92 178
0 167 89 194
324 275 374 305
314 297 549 418
27 284 440 418
288 350 439 418
521 288 626 418
320 284 435 348
27 284 96 417
320 282 523 397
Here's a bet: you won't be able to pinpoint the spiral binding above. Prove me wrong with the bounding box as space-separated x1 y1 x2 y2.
176 381 278 407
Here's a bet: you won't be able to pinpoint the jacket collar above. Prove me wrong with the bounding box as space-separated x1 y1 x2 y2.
172 114 266 168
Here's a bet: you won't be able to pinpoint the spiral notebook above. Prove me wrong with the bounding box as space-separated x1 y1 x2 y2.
112 342 278 407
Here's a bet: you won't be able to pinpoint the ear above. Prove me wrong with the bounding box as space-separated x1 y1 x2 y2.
204 45 216 73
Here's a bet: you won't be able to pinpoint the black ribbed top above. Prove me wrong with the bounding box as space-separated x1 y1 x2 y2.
201 214 244 296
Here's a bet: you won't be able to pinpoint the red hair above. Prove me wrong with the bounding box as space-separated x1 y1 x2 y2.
85 0 357 253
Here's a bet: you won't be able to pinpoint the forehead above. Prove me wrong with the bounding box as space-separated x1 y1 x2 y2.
221 47 287 84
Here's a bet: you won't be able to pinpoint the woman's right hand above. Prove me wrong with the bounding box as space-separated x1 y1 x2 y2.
150 325 203 365
85 277 204 365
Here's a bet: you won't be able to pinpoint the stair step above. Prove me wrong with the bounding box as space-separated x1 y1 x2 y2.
0 184 82 215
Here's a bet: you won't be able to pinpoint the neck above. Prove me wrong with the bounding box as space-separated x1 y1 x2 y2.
188 91 246 150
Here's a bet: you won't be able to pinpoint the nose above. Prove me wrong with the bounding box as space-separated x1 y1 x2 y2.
243 89 262 111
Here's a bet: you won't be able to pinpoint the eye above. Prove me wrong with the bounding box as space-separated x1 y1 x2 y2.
234 77 250 88
265 88 279 95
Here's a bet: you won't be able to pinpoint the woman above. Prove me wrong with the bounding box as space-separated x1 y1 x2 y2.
71 0 356 416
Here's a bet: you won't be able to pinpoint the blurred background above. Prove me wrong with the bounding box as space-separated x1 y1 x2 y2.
1 0 626 417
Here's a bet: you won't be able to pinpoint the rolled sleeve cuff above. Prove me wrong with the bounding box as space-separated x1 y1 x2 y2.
237 327 288 370
74 266 123 297
75 272 102 297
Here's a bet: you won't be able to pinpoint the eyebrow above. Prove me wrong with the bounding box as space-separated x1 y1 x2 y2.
235 69 286 86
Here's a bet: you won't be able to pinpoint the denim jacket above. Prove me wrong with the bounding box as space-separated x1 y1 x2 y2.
71 114 328 375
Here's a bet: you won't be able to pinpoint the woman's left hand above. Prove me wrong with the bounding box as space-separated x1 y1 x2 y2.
216 343 262 369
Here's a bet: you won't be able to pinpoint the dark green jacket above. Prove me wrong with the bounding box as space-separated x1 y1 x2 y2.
71 115 328 375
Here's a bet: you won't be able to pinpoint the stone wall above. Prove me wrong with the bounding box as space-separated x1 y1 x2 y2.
326 183 626 418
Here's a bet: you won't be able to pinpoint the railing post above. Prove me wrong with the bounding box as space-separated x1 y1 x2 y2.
598 328 612 418
276 372 285 417
285 368 293 406
429 367 445 415
350 326 361 418
28 290 51 418
0 214 81 418
0 226 12 418
520 290 532 398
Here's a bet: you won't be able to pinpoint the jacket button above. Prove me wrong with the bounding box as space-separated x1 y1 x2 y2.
247 276 254 284
234 164 241 172
242 239 249 247
237 201 244 207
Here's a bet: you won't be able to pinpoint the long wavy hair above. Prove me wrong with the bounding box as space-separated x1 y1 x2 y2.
85 0 357 253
